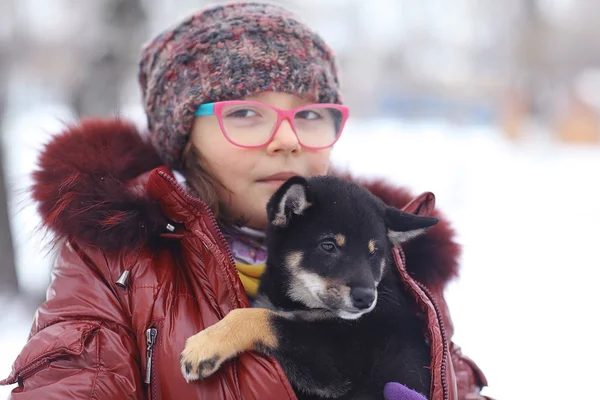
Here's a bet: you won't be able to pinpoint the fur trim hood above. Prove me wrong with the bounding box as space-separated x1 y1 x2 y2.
32 119 460 288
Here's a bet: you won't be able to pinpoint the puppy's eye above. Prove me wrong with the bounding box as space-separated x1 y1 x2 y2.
320 242 336 252
369 249 377 257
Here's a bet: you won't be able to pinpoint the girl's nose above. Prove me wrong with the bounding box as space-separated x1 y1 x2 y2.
266 119 301 154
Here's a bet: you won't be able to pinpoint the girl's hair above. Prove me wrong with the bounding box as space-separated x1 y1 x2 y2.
181 141 220 216
180 141 245 226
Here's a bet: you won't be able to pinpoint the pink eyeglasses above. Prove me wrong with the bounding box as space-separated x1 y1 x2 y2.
194 101 349 149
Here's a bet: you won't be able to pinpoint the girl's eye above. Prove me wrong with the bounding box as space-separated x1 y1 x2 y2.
320 242 336 252
296 110 321 120
227 108 259 118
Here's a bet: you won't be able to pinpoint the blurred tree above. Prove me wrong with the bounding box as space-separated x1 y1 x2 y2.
69 0 147 117
0 154 17 295
0 34 19 295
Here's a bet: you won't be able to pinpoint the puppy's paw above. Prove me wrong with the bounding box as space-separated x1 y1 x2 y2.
180 308 278 383
180 328 230 382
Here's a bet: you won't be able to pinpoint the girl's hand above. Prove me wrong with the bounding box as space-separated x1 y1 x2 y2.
383 382 427 400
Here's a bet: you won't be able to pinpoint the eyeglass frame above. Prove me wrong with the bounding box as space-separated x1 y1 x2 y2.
193 100 350 149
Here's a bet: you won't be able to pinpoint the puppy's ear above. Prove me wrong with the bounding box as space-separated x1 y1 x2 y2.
402 192 435 216
385 207 438 245
267 176 313 227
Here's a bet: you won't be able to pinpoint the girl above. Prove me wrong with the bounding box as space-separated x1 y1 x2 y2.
0 2 489 399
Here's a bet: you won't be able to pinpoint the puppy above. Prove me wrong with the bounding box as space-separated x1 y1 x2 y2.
180 176 439 399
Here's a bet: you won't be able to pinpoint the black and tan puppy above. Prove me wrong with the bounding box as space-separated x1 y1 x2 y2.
180 176 439 399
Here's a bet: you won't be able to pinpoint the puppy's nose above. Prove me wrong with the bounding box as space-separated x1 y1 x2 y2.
350 287 376 309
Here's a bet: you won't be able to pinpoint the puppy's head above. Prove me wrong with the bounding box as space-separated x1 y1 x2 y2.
266 176 438 320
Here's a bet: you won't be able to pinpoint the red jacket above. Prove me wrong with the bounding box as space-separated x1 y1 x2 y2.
0 119 490 399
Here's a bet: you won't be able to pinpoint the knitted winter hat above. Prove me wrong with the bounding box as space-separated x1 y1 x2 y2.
138 2 342 170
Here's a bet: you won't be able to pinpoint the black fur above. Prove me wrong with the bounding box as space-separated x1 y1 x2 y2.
257 176 438 400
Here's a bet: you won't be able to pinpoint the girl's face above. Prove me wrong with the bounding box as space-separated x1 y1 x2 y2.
190 92 333 229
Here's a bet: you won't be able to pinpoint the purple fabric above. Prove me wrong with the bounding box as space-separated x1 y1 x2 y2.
221 225 268 265
383 382 427 400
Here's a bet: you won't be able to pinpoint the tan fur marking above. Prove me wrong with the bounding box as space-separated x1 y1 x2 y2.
180 308 278 381
273 215 287 226
335 234 346 247
285 251 303 271
325 282 340 295
368 239 376 253
328 283 352 306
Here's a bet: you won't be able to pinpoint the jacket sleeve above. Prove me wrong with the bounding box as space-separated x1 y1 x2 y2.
0 240 144 400
450 343 492 400
430 287 493 400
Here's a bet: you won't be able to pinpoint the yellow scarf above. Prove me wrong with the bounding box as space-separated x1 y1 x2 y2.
236 262 266 298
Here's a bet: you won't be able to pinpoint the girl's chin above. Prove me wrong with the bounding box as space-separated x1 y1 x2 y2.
244 217 268 230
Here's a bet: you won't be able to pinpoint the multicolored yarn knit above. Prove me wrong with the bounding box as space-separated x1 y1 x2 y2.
138 2 343 170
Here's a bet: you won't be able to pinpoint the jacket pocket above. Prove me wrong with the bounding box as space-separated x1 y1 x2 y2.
0 321 100 386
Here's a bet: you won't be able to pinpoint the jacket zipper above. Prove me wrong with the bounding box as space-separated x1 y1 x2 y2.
397 248 450 400
156 170 294 399
157 171 241 303
145 327 158 385
417 283 450 400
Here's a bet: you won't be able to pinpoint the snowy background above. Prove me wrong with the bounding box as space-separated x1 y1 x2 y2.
2 1 600 399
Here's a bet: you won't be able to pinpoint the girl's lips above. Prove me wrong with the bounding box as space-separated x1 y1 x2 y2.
258 181 286 188
257 179 288 187
257 172 299 182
